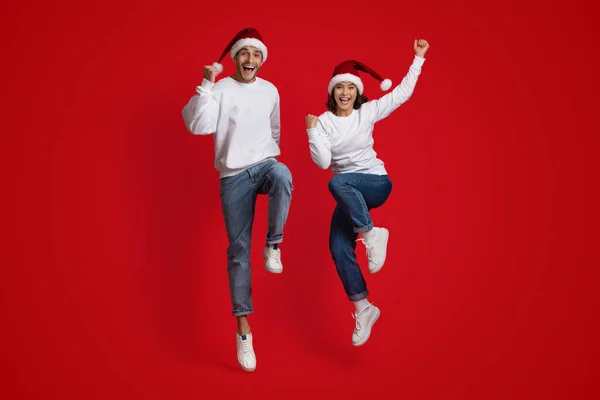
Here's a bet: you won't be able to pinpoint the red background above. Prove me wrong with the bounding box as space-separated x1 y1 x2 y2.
2 0 599 398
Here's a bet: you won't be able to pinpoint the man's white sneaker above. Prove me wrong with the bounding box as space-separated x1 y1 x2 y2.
351 303 381 346
357 227 389 274
264 246 283 274
236 333 256 372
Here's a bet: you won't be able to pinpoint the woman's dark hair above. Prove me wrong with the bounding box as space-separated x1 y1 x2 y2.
326 92 369 114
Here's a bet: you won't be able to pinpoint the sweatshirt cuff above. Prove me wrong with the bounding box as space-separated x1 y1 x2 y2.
196 78 214 94
306 127 319 137
413 55 426 67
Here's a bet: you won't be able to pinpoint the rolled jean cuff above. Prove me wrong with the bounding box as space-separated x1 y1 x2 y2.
353 223 374 233
266 236 283 245
233 308 253 317
348 290 369 301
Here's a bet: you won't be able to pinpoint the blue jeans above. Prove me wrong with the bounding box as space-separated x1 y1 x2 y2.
220 158 293 316
328 173 392 301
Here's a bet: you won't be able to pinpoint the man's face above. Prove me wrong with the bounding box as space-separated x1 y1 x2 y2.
233 46 263 83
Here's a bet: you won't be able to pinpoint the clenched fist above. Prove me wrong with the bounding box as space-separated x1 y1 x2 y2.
306 114 318 129
204 65 220 83
413 39 430 58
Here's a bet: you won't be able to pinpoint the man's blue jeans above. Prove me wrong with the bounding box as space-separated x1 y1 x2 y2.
220 158 293 316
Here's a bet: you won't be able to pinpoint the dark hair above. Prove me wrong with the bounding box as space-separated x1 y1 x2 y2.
326 92 369 114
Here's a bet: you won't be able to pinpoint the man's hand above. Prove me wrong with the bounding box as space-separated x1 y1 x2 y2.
203 65 220 83
414 39 430 58
306 114 318 129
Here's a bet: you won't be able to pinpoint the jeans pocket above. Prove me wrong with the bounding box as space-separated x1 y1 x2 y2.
220 172 251 205
220 175 240 199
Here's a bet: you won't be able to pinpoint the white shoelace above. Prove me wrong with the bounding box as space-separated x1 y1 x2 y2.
240 337 253 354
352 303 373 333
356 238 375 260
266 247 280 260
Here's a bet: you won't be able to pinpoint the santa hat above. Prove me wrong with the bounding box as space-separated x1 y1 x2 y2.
212 27 268 73
327 60 392 94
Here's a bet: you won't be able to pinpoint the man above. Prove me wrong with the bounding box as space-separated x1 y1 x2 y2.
182 27 293 372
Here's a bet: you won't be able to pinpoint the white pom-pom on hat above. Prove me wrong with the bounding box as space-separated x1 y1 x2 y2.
212 62 223 73
380 78 392 91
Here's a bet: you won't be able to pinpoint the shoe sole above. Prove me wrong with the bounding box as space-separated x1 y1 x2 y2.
238 355 256 372
369 229 389 274
264 265 283 274
352 307 381 347
239 363 256 372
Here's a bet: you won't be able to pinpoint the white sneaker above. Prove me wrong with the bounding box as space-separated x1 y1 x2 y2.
352 303 381 346
357 227 389 274
264 246 283 274
236 333 256 372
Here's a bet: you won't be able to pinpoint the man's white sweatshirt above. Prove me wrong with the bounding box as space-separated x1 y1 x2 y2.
183 76 281 178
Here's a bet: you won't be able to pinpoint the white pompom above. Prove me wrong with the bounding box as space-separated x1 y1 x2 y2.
213 62 223 73
380 78 392 91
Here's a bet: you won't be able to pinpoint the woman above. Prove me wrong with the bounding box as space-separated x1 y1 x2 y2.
305 39 430 346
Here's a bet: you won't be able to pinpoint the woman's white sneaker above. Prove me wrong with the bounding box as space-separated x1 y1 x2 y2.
351 304 381 346
357 227 389 274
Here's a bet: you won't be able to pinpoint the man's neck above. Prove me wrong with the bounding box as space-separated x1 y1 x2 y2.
231 73 256 84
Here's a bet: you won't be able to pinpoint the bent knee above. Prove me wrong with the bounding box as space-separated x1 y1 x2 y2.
328 174 347 195
272 163 293 186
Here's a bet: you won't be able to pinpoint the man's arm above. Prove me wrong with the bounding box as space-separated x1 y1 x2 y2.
270 90 281 146
182 65 221 135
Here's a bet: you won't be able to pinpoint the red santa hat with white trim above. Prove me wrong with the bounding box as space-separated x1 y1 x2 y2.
212 27 268 73
328 60 392 94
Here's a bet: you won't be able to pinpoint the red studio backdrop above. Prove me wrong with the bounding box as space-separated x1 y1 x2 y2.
2 0 599 399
